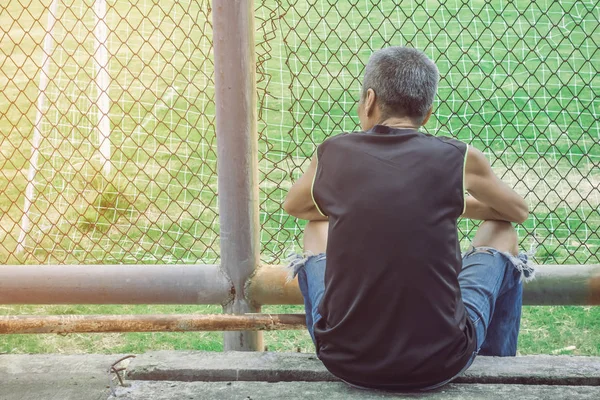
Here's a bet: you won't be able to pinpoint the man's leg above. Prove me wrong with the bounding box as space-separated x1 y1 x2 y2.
460 220 527 356
292 221 328 345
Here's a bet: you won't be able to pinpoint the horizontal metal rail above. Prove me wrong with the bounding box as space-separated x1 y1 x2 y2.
523 264 600 306
251 264 600 306
0 264 598 306
0 314 306 334
0 265 232 305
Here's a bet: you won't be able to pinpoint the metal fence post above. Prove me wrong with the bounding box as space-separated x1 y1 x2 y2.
212 0 262 351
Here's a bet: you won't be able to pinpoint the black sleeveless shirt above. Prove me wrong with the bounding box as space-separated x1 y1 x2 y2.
311 125 476 389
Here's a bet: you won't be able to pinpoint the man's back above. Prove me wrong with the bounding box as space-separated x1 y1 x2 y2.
312 125 476 389
284 46 529 391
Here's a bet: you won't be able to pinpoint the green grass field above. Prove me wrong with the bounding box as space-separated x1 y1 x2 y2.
0 0 599 355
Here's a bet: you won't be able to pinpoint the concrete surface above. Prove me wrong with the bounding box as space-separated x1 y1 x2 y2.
0 354 129 400
128 351 600 385
114 381 600 400
128 350 330 382
2 352 600 400
458 354 600 385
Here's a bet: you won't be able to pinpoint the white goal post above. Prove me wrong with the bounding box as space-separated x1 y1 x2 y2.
17 0 112 253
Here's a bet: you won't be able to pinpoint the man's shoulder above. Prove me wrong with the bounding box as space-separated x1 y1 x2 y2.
318 130 365 151
424 134 468 154
324 130 365 142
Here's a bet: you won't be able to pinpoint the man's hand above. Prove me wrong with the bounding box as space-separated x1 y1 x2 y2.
283 155 328 221
463 146 529 223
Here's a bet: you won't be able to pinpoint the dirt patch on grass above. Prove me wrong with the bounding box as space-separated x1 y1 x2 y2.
496 163 600 211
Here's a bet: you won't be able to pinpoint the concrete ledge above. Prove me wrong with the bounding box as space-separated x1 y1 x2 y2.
114 381 600 400
0 354 129 400
456 355 600 385
0 353 128 378
2 352 600 399
127 351 600 386
127 351 330 382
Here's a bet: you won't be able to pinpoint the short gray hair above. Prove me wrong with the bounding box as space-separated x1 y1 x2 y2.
361 47 439 123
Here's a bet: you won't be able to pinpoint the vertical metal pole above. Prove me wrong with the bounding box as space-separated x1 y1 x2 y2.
212 0 262 351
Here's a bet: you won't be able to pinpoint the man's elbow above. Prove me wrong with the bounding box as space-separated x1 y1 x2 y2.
283 199 316 220
283 198 302 218
282 197 294 216
514 201 529 224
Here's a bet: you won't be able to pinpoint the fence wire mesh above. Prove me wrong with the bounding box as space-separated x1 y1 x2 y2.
1 0 219 264
1 0 598 265
256 0 600 265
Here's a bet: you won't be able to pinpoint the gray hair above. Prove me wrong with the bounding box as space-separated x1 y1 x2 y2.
361 47 439 123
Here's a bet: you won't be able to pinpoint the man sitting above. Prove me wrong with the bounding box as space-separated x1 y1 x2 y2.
284 46 534 391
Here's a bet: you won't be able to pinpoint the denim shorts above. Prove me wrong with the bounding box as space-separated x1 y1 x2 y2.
290 247 535 391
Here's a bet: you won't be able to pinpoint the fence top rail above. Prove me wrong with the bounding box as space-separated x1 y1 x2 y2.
0 264 598 306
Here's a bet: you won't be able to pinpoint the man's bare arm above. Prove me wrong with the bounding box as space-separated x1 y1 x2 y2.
283 156 328 221
461 196 505 221
463 146 529 223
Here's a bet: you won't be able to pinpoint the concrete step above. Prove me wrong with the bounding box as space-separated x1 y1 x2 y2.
127 351 600 386
0 354 129 400
114 381 600 400
2 352 600 400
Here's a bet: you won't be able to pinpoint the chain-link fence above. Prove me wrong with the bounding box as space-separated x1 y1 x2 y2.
1 0 598 265
1 0 219 264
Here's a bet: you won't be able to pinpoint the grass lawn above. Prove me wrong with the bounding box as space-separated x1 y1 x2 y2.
0 0 599 355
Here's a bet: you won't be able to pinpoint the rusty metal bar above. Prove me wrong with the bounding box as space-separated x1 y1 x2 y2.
248 264 600 306
0 265 231 305
212 0 261 351
0 314 306 334
248 266 304 305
